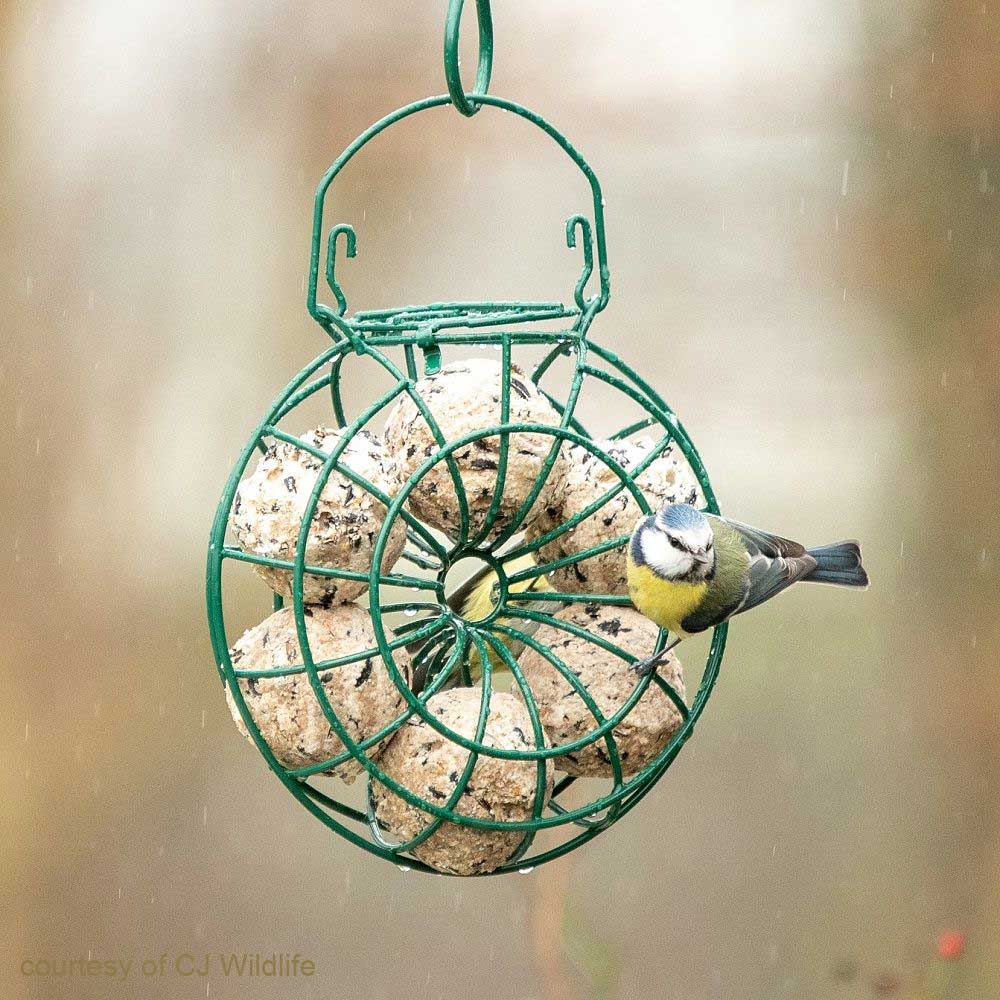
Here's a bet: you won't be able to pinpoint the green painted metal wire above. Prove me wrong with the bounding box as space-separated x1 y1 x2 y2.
205 0 727 876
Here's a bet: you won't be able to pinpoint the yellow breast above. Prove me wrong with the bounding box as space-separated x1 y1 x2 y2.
626 559 707 636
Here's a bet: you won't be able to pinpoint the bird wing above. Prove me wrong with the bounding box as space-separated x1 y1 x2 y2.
722 517 809 560
735 550 817 617
719 518 816 617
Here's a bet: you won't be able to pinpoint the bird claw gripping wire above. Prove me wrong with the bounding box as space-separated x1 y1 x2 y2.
630 637 682 677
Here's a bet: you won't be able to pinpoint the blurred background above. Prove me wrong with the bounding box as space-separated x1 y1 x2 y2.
2 1 998 998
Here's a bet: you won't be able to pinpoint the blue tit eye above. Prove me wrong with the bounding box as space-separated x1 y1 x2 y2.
667 535 682 549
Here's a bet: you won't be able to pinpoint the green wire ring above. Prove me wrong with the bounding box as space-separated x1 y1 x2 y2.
206 88 729 876
206 334 728 873
444 0 494 117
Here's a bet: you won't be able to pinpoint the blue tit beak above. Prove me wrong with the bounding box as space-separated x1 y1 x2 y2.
691 546 713 564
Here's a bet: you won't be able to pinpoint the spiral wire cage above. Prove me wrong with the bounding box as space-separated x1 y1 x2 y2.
206 0 729 875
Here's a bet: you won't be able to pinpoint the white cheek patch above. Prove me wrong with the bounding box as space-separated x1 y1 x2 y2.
640 530 692 579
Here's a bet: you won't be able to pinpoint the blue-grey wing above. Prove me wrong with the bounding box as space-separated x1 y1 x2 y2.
735 550 817 617
722 517 809 561
680 582 748 634
719 517 817 616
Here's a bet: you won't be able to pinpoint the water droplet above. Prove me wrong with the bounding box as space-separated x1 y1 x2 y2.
403 608 418 617
518 866 535 875
397 865 411 873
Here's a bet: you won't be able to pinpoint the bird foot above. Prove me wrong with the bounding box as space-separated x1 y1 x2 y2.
630 637 681 677
630 655 662 678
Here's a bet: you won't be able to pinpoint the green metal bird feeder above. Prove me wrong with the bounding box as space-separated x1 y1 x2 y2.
206 0 728 876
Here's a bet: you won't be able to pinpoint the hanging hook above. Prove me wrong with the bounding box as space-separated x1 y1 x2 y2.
325 223 357 317
566 215 594 310
444 0 494 117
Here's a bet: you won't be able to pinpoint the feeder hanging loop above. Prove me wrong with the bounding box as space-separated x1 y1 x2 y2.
444 0 494 116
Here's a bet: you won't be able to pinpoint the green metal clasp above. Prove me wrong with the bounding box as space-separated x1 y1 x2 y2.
326 223 357 317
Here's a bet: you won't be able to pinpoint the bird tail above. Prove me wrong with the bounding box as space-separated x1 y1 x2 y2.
804 541 869 588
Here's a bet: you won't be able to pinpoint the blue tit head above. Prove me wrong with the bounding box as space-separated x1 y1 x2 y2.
636 503 715 581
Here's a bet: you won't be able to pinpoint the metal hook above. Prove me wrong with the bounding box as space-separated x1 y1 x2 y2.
444 0 494 117
566 215 594 310
326 223 357 317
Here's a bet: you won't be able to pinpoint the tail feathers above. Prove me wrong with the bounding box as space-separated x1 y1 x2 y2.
805 541 869 588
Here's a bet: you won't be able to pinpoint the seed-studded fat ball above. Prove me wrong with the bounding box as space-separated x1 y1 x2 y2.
527 435 701 595
382 358 565 541
515 603 685 778
372 689 553 875
225 604 407 782
231 426 405 603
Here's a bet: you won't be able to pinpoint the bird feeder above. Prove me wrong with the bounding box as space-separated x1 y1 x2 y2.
206 0 728 876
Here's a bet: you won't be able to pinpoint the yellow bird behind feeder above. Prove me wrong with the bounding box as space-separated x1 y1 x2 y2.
405 554 551 689
448 553 551 680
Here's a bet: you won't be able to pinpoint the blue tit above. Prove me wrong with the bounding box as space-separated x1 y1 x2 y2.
626 503 868 674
